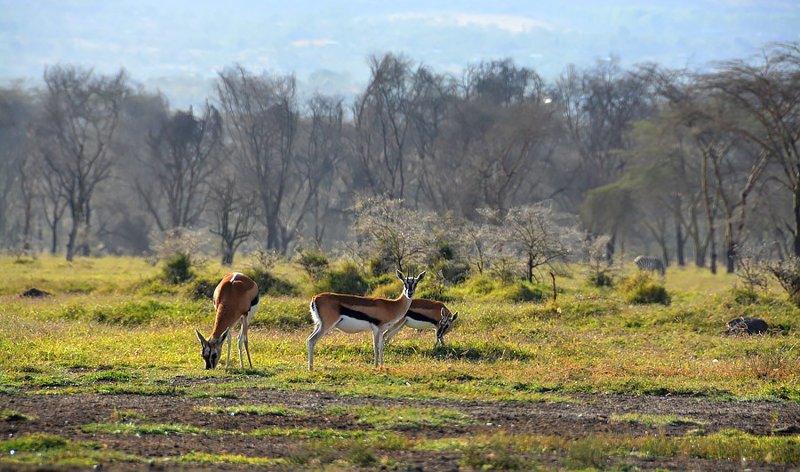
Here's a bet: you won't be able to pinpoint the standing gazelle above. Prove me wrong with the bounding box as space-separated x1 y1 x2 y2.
384 299 459 347
195 273 259 369
307 270 426 371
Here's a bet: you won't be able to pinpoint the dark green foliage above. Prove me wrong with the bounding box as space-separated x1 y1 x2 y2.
244 269 298 296
161 253 195 284
766 258 800 306
432 259 470 285
296 249 329 282
315 262 370 295
367 250 395 277
587 269 614 287
621 272 670 305
186 278 217 300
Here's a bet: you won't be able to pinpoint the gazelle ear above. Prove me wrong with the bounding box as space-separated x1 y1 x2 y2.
440 307 448 318
416 271 426 281
452 312 459 321
219 327 231 344
396 269 405 281
195 329 207 345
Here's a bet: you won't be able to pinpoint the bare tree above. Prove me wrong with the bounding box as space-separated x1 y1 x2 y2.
39 65 129 260
136 103 222 231
216 65 306 253
351 53 414 198
209 176 256 266
300 94 346 246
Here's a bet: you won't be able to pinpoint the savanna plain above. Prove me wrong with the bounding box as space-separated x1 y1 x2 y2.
0 255 798 470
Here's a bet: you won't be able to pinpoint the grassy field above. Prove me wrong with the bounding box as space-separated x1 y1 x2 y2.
0 254 798 470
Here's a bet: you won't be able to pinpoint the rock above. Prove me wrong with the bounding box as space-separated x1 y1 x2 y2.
725 316 768 335
20 287 51 298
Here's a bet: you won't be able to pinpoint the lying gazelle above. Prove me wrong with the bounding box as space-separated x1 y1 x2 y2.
195 272 259 369
307 270 426 371
384 298 459 347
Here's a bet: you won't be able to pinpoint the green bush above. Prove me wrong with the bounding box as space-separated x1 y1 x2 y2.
587 269 614 287
621 272 670 305
186 278 217 300
367 250 395 277
161 253 195 284
432 259 471 285
244 269 298 296
315 262 369 295
296 249 329 282
451 276 544 303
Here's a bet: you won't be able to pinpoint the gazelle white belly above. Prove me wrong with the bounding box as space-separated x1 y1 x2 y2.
336 316 374 333
405 318 436 330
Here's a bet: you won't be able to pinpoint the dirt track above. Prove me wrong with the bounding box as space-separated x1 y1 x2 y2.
2 388 799 470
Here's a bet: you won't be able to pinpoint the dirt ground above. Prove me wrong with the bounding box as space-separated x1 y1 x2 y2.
2 387 799 471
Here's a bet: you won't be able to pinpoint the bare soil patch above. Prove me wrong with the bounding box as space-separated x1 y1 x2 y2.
2 386 798 470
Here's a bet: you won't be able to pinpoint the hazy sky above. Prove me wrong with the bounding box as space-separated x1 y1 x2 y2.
2 0 798 108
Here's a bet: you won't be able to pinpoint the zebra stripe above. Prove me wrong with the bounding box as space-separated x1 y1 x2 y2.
634 256 665 275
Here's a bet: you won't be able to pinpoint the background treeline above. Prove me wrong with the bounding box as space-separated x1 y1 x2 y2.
1 42 798 275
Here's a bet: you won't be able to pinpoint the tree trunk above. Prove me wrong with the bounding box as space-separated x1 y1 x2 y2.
794 184 800 257
527 253 534 283
709 233 718 274
675 222 685 267
725 221 735 274
221 241 234 266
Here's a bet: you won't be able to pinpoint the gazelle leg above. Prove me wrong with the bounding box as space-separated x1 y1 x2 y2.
378 330 386 367
237 316 246 369
226 331 232 369
242 317 253 369
307 320 340 371
383 318 406 344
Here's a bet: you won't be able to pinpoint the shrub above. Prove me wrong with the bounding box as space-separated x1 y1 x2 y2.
315 262 369 296
244 269 298 296
367 250 395 277
296 248 329 282
587 269 614 287
766 257 800 306
162 253 195 284
187 278 217 300
432 259 471 285
621 272 670 305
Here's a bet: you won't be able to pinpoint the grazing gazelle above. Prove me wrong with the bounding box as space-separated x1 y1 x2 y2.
384 299 459 347
195 272 259 369
307 270 426 371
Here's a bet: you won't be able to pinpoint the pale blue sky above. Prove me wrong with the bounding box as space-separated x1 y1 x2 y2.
2 0 798 108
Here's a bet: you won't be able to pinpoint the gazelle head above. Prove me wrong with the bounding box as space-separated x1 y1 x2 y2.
195 328 230 369
396 270 426 299
435 307 459 346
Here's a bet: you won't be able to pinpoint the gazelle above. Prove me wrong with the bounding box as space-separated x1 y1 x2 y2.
307 270 426 371
195 272 259 369
384 299 459 347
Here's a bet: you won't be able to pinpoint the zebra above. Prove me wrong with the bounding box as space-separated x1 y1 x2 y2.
634 256 665 276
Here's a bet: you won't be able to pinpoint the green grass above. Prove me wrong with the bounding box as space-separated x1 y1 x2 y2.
195 404 305 417
1 255 799 468
610 413 705 427
329 405 474 430
0 433 142 466
0 409 36 422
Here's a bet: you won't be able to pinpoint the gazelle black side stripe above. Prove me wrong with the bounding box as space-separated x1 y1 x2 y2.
340 305 381 325
406 310 437 324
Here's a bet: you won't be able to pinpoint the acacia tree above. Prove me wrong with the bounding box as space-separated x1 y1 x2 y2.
701 42 800 258
39 65 129 260
136 104 222 231
352 196 433 273
497 203 579 283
